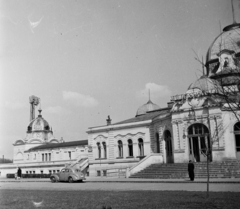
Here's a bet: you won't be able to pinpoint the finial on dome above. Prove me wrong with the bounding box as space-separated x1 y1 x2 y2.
202 56 205 76
231 0 236 24
38 108 42 116
148 89 151 102
38 99 42 116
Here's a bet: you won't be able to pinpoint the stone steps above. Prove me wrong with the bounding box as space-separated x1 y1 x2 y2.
130 160 240 179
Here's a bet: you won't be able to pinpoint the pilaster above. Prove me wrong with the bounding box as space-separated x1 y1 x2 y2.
108 129 115 160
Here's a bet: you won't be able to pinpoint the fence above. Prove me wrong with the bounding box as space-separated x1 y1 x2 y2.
6 173 51 178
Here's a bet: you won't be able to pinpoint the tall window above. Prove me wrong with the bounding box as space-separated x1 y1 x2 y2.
118 140 123 157
68 151 71 160
102 142 107 158
42 154 44 161
156 133 160 153
128 139 133 157
45 153 48 161
49 153 51 161
138 138 144 156
97 142 101 158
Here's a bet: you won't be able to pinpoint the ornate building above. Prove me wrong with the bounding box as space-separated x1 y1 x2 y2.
87 22 240 177
0 98 88 176
1 18 239 179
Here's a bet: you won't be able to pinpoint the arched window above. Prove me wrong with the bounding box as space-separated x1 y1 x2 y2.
102 142 107 158
156 133 160 153
16 152 23 160
138 138 144 156
128 139 133 157
234 122 240 160
118 140 123 157
97 142 101 158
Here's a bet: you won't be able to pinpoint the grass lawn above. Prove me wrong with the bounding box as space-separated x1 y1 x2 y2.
0 190 239 209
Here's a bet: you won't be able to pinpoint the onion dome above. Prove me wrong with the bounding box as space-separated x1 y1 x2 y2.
136 100 160 116
27 110 51 133
188 75 221 92
206 23 240 77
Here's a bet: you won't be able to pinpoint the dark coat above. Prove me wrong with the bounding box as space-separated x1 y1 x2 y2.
17 168 22 177
188 162 194 181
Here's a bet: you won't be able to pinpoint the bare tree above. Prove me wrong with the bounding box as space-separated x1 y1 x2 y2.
204 116 227 198
191 22 240 197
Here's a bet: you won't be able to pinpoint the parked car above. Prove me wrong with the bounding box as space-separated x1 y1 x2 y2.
50 168 85 183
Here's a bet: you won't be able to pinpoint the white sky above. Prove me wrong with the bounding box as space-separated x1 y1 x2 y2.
0 0 240 159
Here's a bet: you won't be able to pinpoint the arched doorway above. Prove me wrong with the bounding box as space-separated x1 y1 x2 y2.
234 122 240 160
156 133 160 153
164 130 173 163
188 123 211 162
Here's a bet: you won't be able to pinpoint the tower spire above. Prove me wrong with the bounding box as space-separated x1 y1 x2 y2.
148 89 151 101
231 0 236 24
202 56 205 76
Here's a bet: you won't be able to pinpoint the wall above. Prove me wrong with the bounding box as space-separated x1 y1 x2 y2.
88 123 151 177
171 104 236 163
1 144 88 177
222 111 238 159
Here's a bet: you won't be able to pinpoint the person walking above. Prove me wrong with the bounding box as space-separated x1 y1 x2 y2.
17 167 22 180
188 160 194 181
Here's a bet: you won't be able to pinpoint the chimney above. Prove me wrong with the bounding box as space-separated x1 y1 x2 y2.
106 115 112 125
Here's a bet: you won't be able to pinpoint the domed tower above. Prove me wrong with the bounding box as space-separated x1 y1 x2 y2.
136 99 160 116
206 21 240 86
26 109 55 143
13 97 59 163
13 97 59 146
188 75 221 92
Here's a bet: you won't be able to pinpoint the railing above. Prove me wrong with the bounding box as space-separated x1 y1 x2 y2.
96 168 127 178
171 89 227 102
127 153 163 177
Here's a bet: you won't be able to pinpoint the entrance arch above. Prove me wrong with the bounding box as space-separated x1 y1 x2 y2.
164 130 173 163
234 122 240 160
188 123 211 162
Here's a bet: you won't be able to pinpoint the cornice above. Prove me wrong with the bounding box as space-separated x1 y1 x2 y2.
87 120 152 133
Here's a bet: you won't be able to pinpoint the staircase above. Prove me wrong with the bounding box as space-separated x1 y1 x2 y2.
65 156 89 172
129 160 240 179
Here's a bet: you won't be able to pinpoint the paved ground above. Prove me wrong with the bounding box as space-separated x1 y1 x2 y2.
1 177 240 192
1 176 240 183
1 181 240 192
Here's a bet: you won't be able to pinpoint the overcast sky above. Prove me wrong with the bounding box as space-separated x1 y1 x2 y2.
0 0 239 159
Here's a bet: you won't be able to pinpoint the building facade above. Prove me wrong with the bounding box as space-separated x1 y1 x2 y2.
1 22 239 179
87 22 240 177
0 106 88 177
